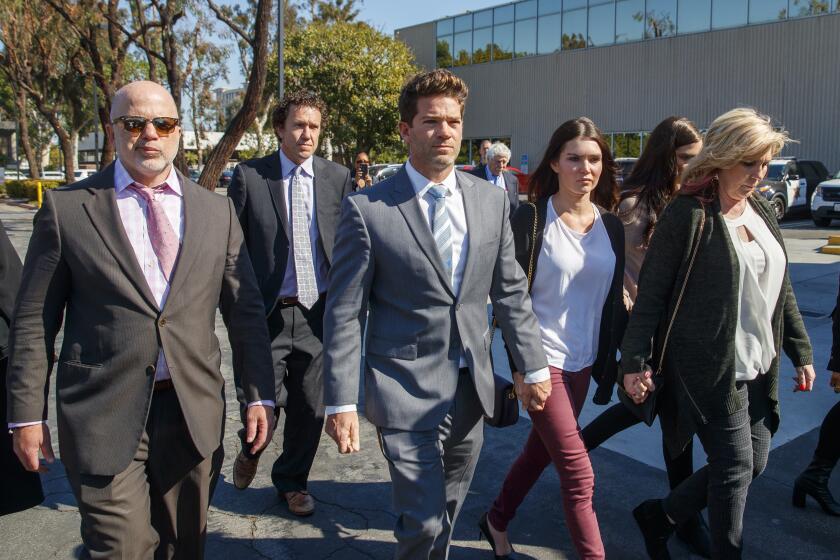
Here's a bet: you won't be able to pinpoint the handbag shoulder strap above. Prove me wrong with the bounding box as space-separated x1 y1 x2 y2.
655 202 706 375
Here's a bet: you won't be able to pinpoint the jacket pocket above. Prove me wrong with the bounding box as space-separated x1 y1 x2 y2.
366 335 418 361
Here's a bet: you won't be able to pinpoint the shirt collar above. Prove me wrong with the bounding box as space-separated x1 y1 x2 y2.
114 158 182 196
405 158 458 199
278 149 314 179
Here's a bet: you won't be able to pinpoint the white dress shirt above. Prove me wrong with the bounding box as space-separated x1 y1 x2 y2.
277 149 329 298
484 165 507 191
325 161 547 416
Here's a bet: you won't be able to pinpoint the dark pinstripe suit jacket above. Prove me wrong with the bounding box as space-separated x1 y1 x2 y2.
5 164 275 476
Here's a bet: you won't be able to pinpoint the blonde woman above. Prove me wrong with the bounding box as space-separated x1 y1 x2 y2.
622 108 815 559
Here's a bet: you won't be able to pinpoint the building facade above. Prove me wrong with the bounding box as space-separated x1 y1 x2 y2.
395 1 840 173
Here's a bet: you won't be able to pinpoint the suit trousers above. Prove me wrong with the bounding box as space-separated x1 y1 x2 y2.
236 295 325 494
489 366 604 560
378 370 485 560
663 378 771 559
66 388 224 560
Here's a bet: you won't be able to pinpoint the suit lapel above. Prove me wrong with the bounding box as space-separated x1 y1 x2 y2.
82 165 158 311
263 155 289 236
313 157 330 255
164 175 205 307
391 167 455 297
456 171 482 300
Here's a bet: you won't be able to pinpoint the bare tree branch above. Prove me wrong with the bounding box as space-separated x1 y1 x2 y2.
206 0 253 46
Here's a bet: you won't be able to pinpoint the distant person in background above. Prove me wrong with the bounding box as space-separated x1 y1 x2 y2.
792 271 840 517
354 151 372 190
0 218 43 517
467 142 519 218
478 138 491 166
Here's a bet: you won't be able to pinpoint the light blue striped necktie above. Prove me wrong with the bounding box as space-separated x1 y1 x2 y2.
427 184 452 284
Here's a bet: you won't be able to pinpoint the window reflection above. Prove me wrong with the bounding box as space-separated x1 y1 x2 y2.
677 0 710 33
562 7 587 50
436 37 453 68
437 19 453 37
453 31 471 66
495 5 515 24
493 22 514 60
538 0 562 15
517 0 538 20
538 13 563 54
473 27 493 64
616 0 645 43
613 133 643 158
515 18 537 57
712 0 748 29
588 2 616 46
644 0 677 38
474 9 493 29
790 0 832 16
750 0 789 23
454 14 472 33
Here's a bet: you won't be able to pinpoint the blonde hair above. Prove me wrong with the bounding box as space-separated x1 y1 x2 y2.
681 108 791 188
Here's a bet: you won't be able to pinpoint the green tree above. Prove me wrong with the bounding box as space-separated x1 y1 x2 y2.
298 0 361 24
276 21 418 166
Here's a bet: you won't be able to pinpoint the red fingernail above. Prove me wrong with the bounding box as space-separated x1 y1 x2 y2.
799 383 807 391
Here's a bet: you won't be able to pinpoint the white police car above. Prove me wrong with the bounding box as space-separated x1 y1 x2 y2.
811 170 840 227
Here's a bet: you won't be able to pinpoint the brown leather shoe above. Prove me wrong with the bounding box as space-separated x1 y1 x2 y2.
283 490 315 516
232 450 260 490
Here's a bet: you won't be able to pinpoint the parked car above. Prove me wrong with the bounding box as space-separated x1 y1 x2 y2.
217 169 234 189
73 169 96 181
370 163 401 184
41 170 65 181
810 170 840 227
756 158 819 220
615 157 638 189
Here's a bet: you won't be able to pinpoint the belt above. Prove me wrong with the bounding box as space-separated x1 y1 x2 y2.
153 378 174 392
278 296 299 306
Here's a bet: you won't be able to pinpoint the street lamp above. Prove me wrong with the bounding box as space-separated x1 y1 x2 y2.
277 0 284 100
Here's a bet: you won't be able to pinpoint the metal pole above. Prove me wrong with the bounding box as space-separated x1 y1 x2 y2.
93 85 100 171
277 0 284 100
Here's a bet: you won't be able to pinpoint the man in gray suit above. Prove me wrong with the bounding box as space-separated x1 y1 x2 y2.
467 141 520 218
7 81 275 558
322 69 551 559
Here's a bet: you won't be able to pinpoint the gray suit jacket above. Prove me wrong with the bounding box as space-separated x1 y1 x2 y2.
6 164 275 476
323 165 547 431
467 166 520 218
227 153 354 313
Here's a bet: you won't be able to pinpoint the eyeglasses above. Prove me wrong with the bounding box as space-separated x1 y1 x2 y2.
113 116 180 136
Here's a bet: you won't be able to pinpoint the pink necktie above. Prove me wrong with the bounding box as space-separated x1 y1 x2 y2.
128 182 180 281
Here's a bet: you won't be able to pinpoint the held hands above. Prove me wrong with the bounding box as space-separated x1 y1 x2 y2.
792 364 817 392
245 405 275 454
13 423 55 473
512 372 551 412
325 411 361 454
831 371 840 394
623 369 657 404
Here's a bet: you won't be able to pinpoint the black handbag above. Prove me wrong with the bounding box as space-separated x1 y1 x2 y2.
485 203 540 428
618 205 706 426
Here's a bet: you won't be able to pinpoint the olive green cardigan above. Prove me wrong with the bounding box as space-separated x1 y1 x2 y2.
620 192 813 457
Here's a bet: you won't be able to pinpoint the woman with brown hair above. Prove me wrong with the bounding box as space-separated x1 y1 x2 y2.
478 117 625 559
624 108 815 559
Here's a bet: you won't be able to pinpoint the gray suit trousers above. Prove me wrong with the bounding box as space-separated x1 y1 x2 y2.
664 378 771 559
378 371 485 560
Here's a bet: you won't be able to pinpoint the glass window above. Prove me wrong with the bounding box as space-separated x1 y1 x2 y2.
454 14 472 33
538 13 563 54
678 0 711 33
495 5 515 24
437 19 453 36
562 8 587 50
538 0 562 15
712 0 748 29
750 0 789 23
493 22 514 60
474 9 493 28
616 0 645 43
645 0 677 38
588 2 616 46
453 31 471 66
614 133 642 158
515 18 537 57
473 27 493 63
789 0 831 16
564 0 587 9
517 0 538 19
436 36 453 67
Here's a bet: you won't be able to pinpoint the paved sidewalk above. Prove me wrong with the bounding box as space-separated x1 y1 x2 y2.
1 200 838 559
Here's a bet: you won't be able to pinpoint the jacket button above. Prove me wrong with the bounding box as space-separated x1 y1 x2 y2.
146 365 156 376
158 318 167 327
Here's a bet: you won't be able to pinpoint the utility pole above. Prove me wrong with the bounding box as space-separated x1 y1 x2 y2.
93 85 100 171
277 0 284 100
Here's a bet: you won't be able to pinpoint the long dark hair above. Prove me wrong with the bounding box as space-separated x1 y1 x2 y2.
528 117 618 211
620 116 702 246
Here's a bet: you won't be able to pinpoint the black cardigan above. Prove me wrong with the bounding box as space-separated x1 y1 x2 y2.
830 272 840 372
504 197 627 405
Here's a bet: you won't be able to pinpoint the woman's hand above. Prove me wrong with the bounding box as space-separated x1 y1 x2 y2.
830 371 840 394
623 370 656 404
513 372 551 412
792 364 816 392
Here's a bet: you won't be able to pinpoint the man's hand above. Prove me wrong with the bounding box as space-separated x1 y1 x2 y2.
792 364 817 392
623 370 656 404
513 372 552 412
325 411 360 454
13 423 55 473
245 405 274 454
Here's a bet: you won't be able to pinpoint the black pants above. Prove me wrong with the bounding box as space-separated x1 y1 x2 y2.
815 400 840 463
581 402 694 490
234 295 325 494
663 379 771 559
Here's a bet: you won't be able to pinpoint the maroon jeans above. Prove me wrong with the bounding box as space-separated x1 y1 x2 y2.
488 366 604 559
